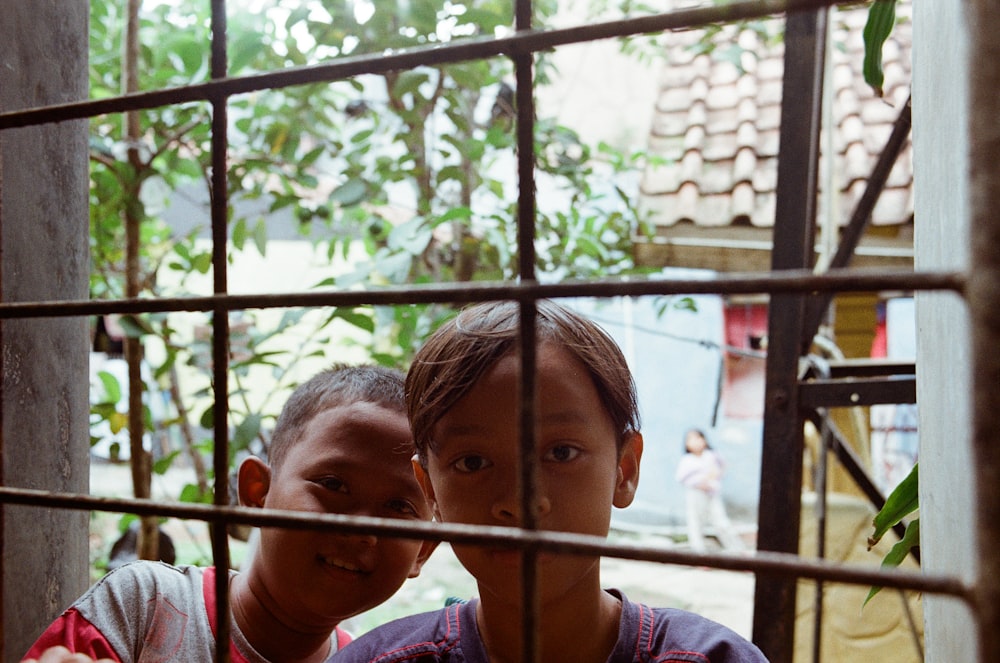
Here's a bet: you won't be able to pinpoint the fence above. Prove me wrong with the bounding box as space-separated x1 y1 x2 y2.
1 0 997 660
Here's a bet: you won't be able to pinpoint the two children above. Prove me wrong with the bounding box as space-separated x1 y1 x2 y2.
337 300 766 663
23 364 436 662
27 300 766 662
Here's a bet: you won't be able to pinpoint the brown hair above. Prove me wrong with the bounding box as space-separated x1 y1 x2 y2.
406 299 640 464
269 363 406 470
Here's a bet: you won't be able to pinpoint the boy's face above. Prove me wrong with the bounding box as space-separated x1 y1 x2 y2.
245 401 433 627
414 342 642 608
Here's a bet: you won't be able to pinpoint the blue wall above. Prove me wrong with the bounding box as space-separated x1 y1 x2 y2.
567 294 762 531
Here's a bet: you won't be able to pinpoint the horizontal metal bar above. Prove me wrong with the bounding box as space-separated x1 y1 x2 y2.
0 0 860 130
0 269 965 320
0 485 969 601
825 358 915 379
799 376 916 408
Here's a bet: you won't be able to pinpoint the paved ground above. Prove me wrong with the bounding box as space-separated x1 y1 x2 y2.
90 460 757 639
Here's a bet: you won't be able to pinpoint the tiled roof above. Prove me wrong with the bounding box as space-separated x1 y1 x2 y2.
639 1 913 229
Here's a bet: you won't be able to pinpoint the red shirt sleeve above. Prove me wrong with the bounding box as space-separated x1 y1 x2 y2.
22 609 122 662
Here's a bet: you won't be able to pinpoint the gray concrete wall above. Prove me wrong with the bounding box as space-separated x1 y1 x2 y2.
912 0 977 659
0 1 91 657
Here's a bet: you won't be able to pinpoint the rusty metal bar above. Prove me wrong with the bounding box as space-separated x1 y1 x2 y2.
802 96 913 341
752 6 828 660
811 408 831 663
803 410 911 552
208 1 232 660
798 376 916 408
513 0 541 657
0 484 969 601
824 358 914 378
0 270 965 320
967 0 1000 657
0 0 862 132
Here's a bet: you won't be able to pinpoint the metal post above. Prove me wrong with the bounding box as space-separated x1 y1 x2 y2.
752 7 828 661
966 0 1000 657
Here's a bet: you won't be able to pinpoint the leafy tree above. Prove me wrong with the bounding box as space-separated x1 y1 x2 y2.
87 0 657 561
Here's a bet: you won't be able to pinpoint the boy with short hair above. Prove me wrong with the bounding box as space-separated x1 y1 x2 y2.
23 364 437 663
337 300 767 663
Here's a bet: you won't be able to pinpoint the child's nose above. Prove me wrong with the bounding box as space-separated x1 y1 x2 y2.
491 489 551 524
345 531 378 547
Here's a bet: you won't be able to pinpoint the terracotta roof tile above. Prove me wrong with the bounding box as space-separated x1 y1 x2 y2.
639 1 913 229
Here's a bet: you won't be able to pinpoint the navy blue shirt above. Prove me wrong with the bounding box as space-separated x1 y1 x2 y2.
338 590 768 662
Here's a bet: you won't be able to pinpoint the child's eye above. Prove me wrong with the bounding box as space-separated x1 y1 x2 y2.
544 444 580 463
387 499 420 517
316 476 348 493
452 454 491 473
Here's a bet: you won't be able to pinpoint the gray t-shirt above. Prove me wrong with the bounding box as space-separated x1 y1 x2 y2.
24 561 345 662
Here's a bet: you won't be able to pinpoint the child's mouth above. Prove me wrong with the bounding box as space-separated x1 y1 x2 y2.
320 555 368 574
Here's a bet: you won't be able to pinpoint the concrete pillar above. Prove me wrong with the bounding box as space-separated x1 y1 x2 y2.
0 1 91 657
912 0 976 659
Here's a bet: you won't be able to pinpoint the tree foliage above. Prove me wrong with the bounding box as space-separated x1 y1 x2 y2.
87 0 656 535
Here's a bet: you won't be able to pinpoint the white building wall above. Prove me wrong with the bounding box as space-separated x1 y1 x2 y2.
912 0 976 659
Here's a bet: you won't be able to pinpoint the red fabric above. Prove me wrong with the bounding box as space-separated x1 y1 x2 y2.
22 610 122 662
722 302 768 419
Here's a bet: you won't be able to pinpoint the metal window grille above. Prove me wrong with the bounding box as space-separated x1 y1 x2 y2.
1 0 997 661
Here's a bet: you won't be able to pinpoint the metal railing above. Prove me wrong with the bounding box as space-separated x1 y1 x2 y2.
1 0 994 660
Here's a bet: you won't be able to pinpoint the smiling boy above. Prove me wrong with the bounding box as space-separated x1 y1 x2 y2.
24 364 436 663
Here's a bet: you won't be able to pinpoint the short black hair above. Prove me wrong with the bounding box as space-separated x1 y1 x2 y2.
406 300 640 464
269 363 406 470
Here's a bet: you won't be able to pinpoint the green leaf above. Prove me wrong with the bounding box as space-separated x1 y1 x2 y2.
862 0 896 97
330 179 368 207
868 462 918 549
118 315 155 338
333 308 376 333
387 217 432 255
391 70 429 99
179 482 210 504
153 450 182 475
107 411 128 434
199 405 214 429
191 252 212 274
96 370 122 403
233 413 262 450
865 519 920 606
253 218 268 256
232 218 247 250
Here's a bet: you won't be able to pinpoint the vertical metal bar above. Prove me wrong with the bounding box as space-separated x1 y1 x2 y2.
802 97 912 341
513 0 539 659
811 410 830 663
209 1 232 661
752 7 828 662
513 0 540 658
0 78 5 657
967 0 1000 657
517 299 540 663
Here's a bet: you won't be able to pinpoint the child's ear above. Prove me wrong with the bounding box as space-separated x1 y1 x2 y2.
412 455 442 521
238 456 271 508
612 432 643 509
407 539 440 579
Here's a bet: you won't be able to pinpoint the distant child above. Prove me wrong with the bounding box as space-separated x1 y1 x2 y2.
336 300 767 663
675 428 746 553
23 364 437 663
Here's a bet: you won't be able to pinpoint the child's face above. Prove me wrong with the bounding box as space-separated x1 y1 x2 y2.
414 342 642 607
685 431 707 454
248 401 433 627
